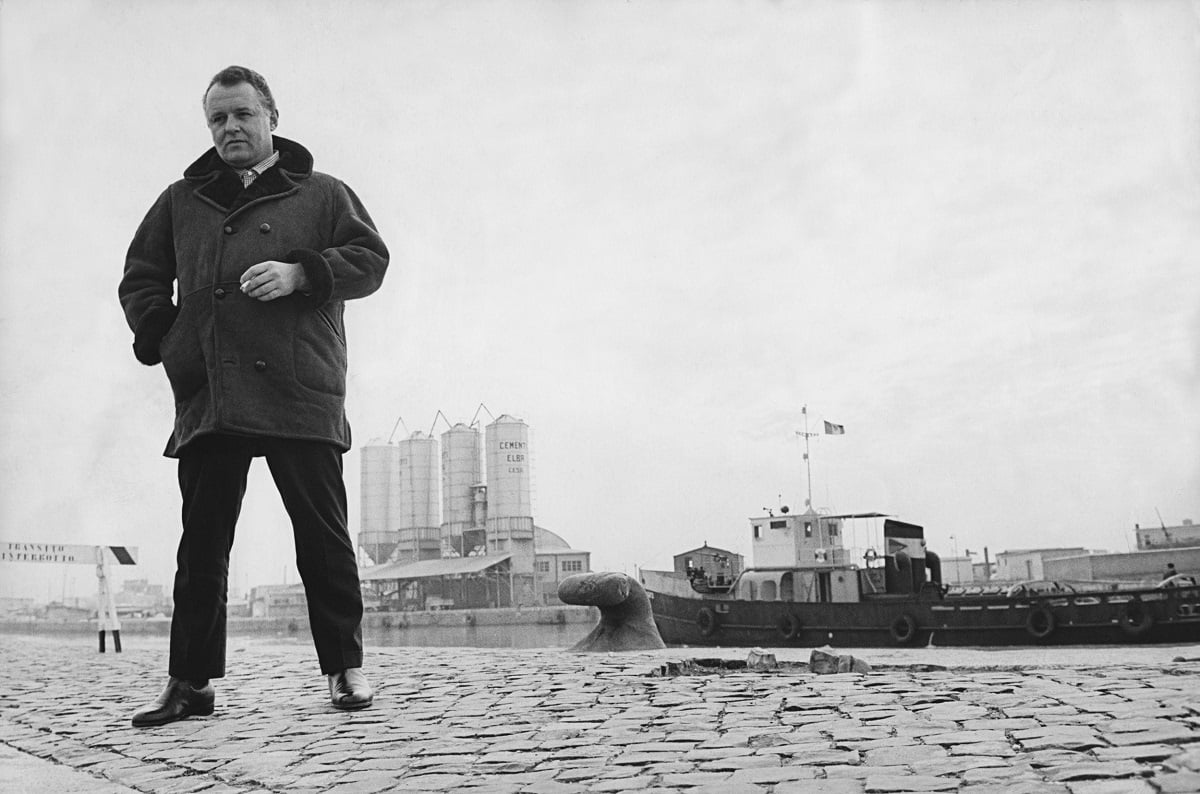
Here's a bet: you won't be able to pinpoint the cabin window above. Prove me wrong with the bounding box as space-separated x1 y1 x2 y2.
753 525 762 539
804 522 812 538
760 581 777 601
828 522 839 537
770 520 787 530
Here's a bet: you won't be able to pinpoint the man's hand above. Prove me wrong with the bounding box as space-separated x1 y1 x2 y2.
240 261 311 302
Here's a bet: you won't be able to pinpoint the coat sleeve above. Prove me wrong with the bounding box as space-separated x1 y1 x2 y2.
119 188 179 366
286 180 389 308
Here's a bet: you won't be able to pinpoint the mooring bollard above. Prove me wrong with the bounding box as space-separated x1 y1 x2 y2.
558 571 666 652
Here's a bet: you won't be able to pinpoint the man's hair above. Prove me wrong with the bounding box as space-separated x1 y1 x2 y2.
203 65 277 119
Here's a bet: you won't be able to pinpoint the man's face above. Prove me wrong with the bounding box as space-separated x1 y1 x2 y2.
204 82 275 169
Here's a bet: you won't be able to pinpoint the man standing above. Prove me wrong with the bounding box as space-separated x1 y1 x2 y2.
119 66 388 727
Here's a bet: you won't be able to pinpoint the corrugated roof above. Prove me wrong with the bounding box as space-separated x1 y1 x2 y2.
360 554 512 581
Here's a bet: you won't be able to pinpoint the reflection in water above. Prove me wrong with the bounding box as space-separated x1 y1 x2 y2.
365 622 584 649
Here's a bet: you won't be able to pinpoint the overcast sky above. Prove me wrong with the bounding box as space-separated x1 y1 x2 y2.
1 0 1198 601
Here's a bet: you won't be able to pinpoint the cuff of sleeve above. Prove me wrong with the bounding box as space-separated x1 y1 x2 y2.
287 248 334 308
132 305 178 366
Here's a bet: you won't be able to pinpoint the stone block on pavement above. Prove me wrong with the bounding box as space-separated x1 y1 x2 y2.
810 647 872 675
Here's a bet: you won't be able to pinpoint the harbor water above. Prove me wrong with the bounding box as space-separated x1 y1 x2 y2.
3 622 1195 669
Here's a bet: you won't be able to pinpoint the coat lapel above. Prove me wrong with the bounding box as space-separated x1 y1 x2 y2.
184 136 313 215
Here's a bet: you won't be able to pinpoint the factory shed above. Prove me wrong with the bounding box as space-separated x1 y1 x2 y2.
362 554 513 610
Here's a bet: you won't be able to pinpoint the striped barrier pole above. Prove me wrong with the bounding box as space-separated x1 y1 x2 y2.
94 546 122 652
0 543 138 653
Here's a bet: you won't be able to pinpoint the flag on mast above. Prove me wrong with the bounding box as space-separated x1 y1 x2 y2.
824 420 845 435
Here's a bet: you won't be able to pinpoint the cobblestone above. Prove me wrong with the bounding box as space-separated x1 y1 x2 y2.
1 636 1200 791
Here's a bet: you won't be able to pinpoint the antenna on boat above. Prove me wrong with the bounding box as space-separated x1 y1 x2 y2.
795 405 817 509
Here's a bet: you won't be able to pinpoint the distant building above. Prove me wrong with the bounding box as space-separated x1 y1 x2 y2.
972 560 996 582
1134 519 1200 551
533 527 592 605
119 578 164 597
1045 547 1200 585
115 578 171 618
939 555 975 585
249 584 309 618
993 548 1090 581
227 597 251 619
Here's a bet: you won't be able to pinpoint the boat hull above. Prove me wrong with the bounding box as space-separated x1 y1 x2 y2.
645 581 1200 647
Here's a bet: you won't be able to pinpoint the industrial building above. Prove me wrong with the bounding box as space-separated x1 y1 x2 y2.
1134 519 1200 550
358 413 590 609
992 547 1090 582
1044 547 1200 585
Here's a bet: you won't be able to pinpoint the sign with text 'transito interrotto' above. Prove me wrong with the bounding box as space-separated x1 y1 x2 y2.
0 543 138 565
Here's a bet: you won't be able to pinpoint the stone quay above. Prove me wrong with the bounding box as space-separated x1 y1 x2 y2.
2 635 1200 793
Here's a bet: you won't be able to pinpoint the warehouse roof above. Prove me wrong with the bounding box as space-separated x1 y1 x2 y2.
360 553 512 581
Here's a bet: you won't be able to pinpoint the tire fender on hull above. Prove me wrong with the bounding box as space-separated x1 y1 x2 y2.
1119 598 1154 637
890 613 918 645
1025 605 1056 640
777 613 801 640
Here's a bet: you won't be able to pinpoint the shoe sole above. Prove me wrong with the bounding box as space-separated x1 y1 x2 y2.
131 703 215 727
332 698 373 711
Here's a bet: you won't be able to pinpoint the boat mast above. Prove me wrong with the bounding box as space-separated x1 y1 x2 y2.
796 405 817 510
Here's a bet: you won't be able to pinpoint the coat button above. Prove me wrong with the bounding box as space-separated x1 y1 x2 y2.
214 287 227 299
223 225 234 234
254 360 268 372
259 223 271 233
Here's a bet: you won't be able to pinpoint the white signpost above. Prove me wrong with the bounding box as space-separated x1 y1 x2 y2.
0 543 138 652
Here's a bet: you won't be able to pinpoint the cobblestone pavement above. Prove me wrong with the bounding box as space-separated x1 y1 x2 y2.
3 636 1200 793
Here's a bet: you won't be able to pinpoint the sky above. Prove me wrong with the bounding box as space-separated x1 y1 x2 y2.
1 0 1198 602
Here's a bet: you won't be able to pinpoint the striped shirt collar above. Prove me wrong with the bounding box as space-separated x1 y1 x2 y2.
237 150 280 187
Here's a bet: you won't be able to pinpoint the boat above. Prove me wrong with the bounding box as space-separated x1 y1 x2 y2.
642 509 1200 647
640 411 1200 647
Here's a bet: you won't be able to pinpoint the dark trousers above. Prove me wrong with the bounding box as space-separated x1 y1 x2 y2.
169 435 363 680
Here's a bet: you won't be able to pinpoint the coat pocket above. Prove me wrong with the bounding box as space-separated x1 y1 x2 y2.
294 307 347 396
159 298 208 403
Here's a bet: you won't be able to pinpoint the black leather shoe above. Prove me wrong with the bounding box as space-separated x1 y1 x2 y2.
131 677 215 727
328 668 373 710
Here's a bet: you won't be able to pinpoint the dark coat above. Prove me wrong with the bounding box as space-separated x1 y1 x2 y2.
119 136 389 457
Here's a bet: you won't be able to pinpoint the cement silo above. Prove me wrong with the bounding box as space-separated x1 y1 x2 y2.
359 439 401 565
441 423 482 555
485 415 535 581
394 431 441 561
